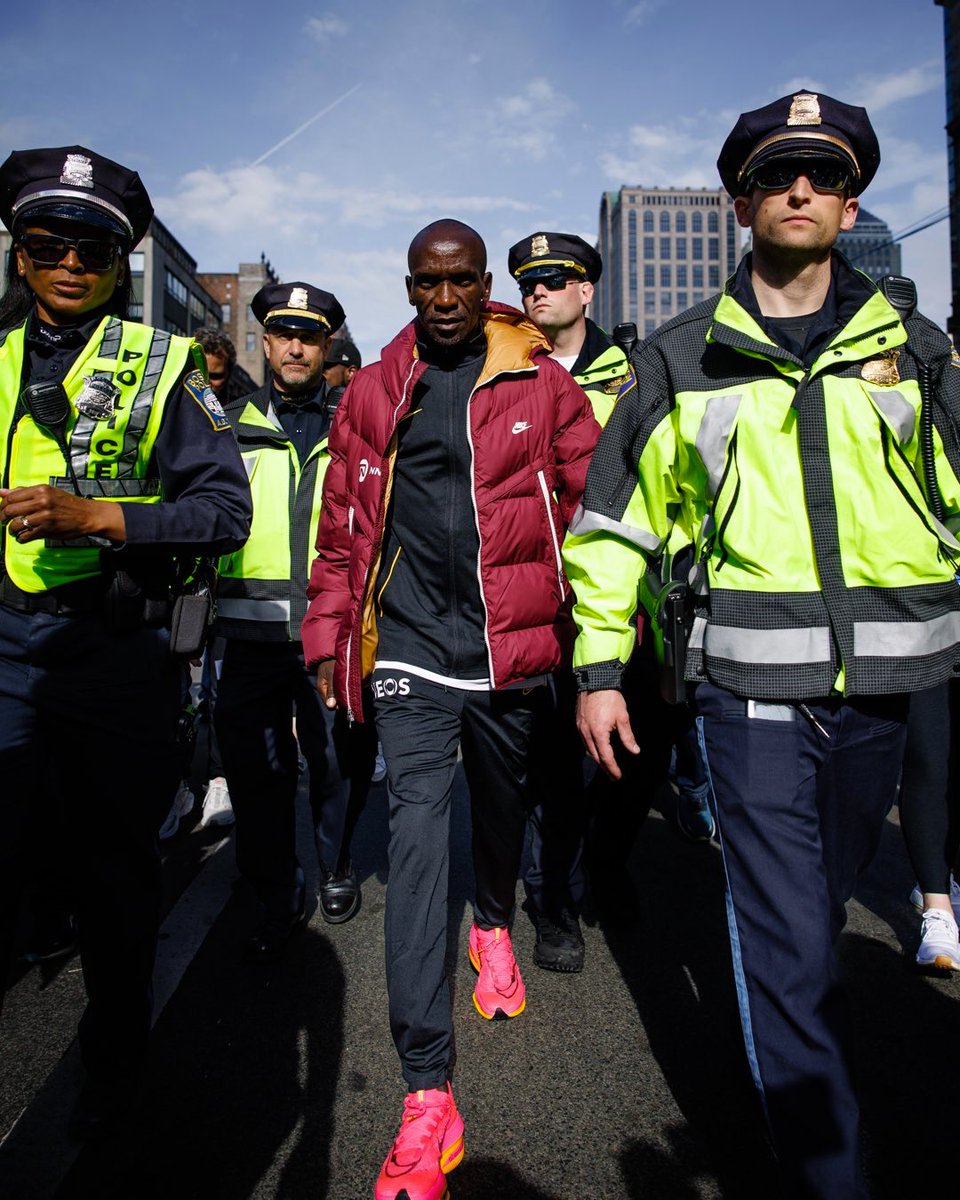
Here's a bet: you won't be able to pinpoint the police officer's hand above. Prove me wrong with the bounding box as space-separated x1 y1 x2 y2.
576 689 640 781
316 659 338 710
0 485 126 543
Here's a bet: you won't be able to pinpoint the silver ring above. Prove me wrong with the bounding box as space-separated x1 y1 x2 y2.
21 515 30 530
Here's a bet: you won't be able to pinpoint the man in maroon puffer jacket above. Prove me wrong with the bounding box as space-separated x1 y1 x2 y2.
302 219 599 1200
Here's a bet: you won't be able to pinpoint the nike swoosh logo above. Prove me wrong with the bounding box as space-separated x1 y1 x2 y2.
512 421 532 434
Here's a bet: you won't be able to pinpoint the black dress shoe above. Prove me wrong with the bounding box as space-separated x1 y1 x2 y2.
318 864 361 925
245 893 307 963
19 914 77 964
68 1080 134 1142
533 908 585 973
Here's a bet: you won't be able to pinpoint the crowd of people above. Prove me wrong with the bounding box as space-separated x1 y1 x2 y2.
1 86 959 1200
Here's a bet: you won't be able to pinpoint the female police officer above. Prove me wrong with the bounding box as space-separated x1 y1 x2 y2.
0 146 251 1138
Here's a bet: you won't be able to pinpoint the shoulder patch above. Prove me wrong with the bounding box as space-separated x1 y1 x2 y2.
602 372 630 395
951 345 960 370
184 369 230 430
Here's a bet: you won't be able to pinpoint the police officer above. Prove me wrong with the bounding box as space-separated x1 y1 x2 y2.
508 232 629 422
323 337 361 414
564 93 960 1199
0 145 252 1137
506 232 634 968
215 283 372 962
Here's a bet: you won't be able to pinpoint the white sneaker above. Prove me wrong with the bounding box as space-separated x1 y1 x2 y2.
916 908 960 971
909 876 960 923
372 743 387 784
159 780 195 841
200 777 234 828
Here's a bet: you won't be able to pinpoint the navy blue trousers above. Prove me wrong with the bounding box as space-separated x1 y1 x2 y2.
696 681 907 1200
215 640 373 923
0 603 180 1087
524 670 587 916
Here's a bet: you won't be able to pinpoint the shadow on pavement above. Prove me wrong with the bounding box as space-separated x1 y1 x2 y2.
596 813 781 1198
449 1158 560 1198
55 887 345 1200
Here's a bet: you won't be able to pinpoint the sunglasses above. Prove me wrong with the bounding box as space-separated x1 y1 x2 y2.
518 272 580 298
745 160 852 194
19 233 121 273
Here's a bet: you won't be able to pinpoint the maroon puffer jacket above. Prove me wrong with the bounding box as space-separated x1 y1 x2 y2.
301 302 601 721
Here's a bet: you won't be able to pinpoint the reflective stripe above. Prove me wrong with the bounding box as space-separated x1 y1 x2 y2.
705 623 833 664
568 503 662 553
696 394 742 495
867 389 915 444
931 513 960 551
120 329 170 470
854 610 960 658
217 597 291 622
688 613 707 650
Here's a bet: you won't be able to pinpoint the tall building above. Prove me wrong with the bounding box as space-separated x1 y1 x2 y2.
835 208 901 282
130 217 225 336
199 255 280 388
937 0 960 338
594 186 742 338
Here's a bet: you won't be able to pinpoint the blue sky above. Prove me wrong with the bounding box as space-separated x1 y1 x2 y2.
0 0 951 363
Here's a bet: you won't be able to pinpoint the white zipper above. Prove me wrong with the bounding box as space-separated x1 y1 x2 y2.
538 468 565 598
346 358 418 719
466 386 496 686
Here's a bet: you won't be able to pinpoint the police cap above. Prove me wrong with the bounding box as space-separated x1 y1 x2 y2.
325 339 361 369
508 232 602 284
717 91 880 197
251 282 345 333
0 145 153 244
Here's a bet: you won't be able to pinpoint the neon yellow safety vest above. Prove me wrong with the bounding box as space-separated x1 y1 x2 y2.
0 316 197 593
217 395 330 641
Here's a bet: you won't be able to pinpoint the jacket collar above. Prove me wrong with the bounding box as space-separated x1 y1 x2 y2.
570 318 613 379
709 250 904 373
379 301 551 397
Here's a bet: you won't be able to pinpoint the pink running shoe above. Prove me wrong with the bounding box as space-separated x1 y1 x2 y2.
375 1083 464 1200
468 923 526 1020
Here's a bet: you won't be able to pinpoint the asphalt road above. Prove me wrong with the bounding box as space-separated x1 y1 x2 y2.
1 762 958 1200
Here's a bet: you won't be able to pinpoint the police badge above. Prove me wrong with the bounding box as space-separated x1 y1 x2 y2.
787 94 821 126
75 377 120 420
60 153 95 189
531 234 550 258
288 287 309 310
860 350 901 386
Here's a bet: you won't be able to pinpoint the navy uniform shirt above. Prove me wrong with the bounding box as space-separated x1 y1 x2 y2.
271 383 330 466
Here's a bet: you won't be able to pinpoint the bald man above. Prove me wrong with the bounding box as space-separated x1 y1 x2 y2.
303 219 600 1199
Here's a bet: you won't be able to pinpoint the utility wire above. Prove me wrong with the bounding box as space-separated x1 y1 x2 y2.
847 206 950 263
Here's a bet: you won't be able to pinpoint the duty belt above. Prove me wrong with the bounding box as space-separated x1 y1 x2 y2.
0 572 109 615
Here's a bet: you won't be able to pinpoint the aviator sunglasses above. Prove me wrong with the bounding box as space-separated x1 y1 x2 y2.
744 159 853 195
518 271 581 298
19 233 121 273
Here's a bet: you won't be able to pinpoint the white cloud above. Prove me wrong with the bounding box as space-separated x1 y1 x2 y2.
157 164 537 237
305 14 349 44
488 79 577 161
851 63 943 112
624 1 662 28
599 114 723 188
779 65 943 115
